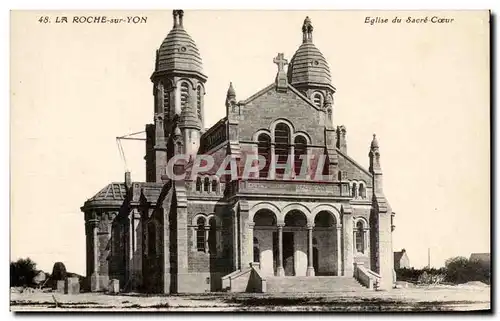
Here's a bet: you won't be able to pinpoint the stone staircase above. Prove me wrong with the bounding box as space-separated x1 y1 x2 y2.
265 276 369 293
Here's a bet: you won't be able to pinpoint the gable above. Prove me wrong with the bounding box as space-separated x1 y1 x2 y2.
237 84 326 145
337 150 372 186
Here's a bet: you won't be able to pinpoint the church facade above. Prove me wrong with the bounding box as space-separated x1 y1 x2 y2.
81 11 396 294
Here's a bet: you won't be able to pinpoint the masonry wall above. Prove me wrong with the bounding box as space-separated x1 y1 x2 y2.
238 88 326 146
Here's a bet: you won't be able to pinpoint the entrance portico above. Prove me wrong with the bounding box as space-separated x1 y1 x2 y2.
249 203 343 277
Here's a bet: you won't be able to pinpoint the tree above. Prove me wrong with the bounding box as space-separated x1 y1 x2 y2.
10 258 37 287
445 256 471 284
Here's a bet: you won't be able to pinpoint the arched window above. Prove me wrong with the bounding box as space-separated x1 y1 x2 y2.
337 171 342 181
352 183 358 198
196 85 202 120
211 179 218 193
359 183 366 199
274 123 291 177
257 134 271 179
196 177 202 192
196 217 206 252
355 221 365 253
312 92 323 108
208 217 216 254
148 222 157 257
204 177 210 192
294 136 307 177
180 82 189 110
253 237 260 263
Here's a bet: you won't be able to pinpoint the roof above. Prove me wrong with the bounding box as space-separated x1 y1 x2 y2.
288 42 331 86
469 253 490 263
87 183 127 202
155 13 204 77
394 250 407 262
287 17 332 88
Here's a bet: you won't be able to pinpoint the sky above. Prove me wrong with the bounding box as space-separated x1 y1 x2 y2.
10 10 490 275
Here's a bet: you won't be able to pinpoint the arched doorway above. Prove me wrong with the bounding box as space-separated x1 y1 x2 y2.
313 211 339 276
253 209 277 276
282 210 308 276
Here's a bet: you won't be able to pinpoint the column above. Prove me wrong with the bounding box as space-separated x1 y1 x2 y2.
240 208 252 268
365 228 370 257
336 225 342 276
269 144 276 180
88 218 99 292
306 224 315 276
276 223 285 276
342 213 354 276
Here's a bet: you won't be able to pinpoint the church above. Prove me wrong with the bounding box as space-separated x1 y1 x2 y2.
81 10 396 294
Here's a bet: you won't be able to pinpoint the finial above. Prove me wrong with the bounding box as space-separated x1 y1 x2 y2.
371 133 379 149
227 82 236 99
173 10 179 27
302 16 313 43
178 9 184 27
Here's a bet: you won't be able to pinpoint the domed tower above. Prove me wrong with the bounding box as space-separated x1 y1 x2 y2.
288 16 335 119
146 10 207 182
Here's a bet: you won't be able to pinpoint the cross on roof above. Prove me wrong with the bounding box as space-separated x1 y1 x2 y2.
273 53 288 73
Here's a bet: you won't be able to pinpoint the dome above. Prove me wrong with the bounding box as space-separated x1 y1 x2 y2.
155 10 205 78
287 17 332 86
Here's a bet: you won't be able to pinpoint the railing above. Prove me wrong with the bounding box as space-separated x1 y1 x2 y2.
229 179 351 197
354 262 381 290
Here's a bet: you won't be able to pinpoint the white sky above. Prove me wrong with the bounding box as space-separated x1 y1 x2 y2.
10 10 490 275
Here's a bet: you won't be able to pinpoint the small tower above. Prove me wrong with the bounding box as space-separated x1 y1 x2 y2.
369 134 383 194
288 16 335 112
145 10 207 182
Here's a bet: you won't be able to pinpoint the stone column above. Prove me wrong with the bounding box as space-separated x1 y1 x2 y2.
239 203 252 268
364 227 370 255
342 209 354 276
88 217 99 292
269 144 276 180
276 223 285 276
306 224 315 276
336 225 342 276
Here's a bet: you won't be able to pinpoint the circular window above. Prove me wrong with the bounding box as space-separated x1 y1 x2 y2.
314 60 319 66
180 46 187 52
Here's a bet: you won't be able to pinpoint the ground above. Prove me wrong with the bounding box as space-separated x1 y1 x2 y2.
11 283 490 312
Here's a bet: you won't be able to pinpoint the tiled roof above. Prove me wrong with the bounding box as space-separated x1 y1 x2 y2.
87 183 127 202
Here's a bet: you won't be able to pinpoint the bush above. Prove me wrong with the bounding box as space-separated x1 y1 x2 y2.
445 256 490 284
51 262 67 289
10 258 37 287
396 267 446 284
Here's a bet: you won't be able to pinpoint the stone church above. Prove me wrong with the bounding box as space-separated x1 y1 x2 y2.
81 10 396 293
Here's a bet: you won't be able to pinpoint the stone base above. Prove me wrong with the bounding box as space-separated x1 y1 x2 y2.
65 277 80 294
90 273 109 292
56 280 65 294
306 267 315 276
276 267 285 277
108 279 120 294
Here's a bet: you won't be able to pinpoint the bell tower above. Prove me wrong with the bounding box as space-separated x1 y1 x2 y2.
145 10 207 182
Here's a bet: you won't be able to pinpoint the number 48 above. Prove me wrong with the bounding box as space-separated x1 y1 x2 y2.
38 16 49 23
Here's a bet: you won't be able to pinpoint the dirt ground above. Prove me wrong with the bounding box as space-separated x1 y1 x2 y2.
10 283 491 312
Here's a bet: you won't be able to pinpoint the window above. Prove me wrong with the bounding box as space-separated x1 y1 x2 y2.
196 177 202 192
196 86 202 120
294 136 307 177
208 217 216 254
196 217 206 252
359 183 366 199
204 177 210 192
337 171 342 181
274 123 291 177
180 82 189 110
312 92 323 108
355 221 365 253
352 183 358 198
257 134 271 179
211 179 218 193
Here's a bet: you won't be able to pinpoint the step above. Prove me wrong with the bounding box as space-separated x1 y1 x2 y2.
265 276 368 293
